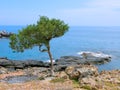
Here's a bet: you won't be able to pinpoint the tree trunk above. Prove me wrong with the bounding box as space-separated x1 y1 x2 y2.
47 44 54 76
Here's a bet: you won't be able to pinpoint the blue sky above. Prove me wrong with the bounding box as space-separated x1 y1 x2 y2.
0 0 120 26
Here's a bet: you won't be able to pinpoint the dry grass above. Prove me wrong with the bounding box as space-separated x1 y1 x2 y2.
0 71 24 79
0 69 119 90
0 80 75 90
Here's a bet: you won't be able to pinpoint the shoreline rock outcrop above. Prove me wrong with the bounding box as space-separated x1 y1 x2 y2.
0 53 119 90
0 30 13 38
65 64 98 80
0 52 111 71
56 52 111 65
79 51 111 62
0 58 49 70
0 59 119 90
55 53 111 71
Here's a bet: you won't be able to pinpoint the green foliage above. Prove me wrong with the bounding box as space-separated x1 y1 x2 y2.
9 16 69 75
72 79 80 88
10 24 39 52
81 85 91 90
9 16 69 53
38 76 45 80
50 78 65 83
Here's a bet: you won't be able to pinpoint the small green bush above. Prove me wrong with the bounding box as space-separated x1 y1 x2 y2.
38 77 45 80
72 79 80 88
81 85 91 90
50 78 65 83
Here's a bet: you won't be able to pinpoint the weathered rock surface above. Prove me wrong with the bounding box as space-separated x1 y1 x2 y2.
0 52 111 71
0 67 8 74
79 70 120 90
79 51 111 62
0 30 13 38
55 53 111 71
78 51 111 57
24 67 50 78
0 75 38 83
0 52 119 89
56 54 111 65
0 62 119 90
0 58 49 70
65 65 98 80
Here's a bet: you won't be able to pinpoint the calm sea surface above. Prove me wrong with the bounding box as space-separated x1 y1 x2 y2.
0 26 120 71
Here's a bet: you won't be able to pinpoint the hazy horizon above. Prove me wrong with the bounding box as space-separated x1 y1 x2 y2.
0 0 120 26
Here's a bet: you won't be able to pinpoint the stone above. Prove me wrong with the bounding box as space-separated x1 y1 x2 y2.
0 75 38 83
80 77 96 86
56 71 69 79
0 30 13 38
54 65 68 71
79 70 120 90
24 60 45 67
65 66 75 75
55 53 111 69
0 51 111 71
24 67 48 75
12 60 25 69
0 58 49 69
0 58 14 67
78 51 111 64
65 65 98 80
0 67 8 74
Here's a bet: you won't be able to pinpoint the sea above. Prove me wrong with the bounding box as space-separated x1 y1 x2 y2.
0 26 120 71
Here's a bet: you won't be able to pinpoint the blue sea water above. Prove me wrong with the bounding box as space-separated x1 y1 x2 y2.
0 26 120 71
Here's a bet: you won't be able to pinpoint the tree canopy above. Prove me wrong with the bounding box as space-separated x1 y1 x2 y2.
9 16 69 75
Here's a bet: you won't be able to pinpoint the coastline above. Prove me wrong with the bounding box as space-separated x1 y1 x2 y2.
0 53 111 71
1 26 120 71
0 57 119 90
0 26 120 89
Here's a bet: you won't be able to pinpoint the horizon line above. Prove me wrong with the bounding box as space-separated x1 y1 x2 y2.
0 25 120 27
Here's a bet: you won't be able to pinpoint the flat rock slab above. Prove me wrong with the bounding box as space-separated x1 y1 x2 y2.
55 55 111 65
0 58 49 69
54 55 111 71
0 75 38 83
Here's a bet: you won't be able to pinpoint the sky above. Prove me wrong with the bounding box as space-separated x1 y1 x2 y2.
0 0 120 26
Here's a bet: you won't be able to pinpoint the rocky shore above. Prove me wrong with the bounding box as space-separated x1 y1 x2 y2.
0 52 111 71
0 53 119 90
0 64 119 90
0 52 112 77
0 30 13 38
0 52 120 90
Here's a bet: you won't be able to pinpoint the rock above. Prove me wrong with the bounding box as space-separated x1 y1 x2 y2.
0 57 7 59
55 56 85 69
24 60 45 67
0 58 50 69
78 51 111 64
65 66 75 75
54 65 68 71
79 70 120 90
0 30 14 38
55 52 111 68
65 65 98 80
0 58 14 67
56 71 69 79
0 75 38 83
24 67 49 77
12 60 25 69
80 77 96 86
0 67 8 74
0 51 111 72
77 65 98 78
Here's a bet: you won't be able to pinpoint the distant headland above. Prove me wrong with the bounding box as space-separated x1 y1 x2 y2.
0 30 14 38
